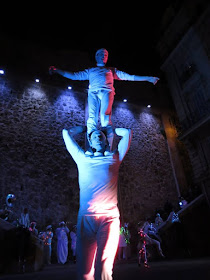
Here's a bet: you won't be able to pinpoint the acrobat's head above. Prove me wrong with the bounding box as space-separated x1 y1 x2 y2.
89 130 108 153
46 225 52 231
59 221 65 227
95 48 108 66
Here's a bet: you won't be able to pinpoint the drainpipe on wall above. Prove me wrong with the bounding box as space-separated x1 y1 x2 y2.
166 137 181 198
161 112 182 198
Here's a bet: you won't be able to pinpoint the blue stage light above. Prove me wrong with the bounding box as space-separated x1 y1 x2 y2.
0 70 5 75
68 86 72 90
147 104 151 108
35 79 40 83
123 99 127 103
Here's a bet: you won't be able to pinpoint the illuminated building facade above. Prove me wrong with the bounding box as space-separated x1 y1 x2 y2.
157 0 210 205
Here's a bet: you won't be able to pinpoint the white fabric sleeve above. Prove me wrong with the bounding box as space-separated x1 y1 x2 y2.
72 69 89 80
115 128 132 162
62 130 84 164
114 68 135 81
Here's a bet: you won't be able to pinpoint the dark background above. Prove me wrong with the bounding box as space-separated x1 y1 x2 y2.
1 1 174 73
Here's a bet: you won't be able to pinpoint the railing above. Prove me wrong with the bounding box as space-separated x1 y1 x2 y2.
179 99 210 134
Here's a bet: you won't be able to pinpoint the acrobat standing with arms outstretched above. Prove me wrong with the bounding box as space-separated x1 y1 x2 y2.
50 48 159 153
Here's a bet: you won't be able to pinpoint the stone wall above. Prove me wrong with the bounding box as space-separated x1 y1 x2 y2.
0 76 178 230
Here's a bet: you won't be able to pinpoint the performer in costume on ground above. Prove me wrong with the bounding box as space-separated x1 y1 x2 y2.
62 125 132 280
118 224 131 260
50 48 159 153
19 208 30 228
137 226 165 268
39 225 54 265
56 221 70 264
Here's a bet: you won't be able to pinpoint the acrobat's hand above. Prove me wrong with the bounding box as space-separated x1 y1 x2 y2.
69 126 87 135
49 66 57 75
149 77 160 85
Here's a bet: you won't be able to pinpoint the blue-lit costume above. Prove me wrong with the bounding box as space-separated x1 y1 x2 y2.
71 65 135 135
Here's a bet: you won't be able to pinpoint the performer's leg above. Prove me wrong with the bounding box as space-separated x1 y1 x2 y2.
57 241 61 264
45 245 51 264
76 216 97 280
103 125 114 153
123 246 127 260
87 92 100 135
100 91 114 128
143 245 149 268
72 247 76 263
118 247 122 260
64 241 68 263
86 92 100 154
150 238 165 257
95 216 120 280
49 245 52 264
100 91 114 151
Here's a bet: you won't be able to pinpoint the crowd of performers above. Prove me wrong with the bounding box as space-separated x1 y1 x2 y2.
117 219 165 268
23 215 77 265
0 206 77 268
117 207 183 269
1 198 185 275
137 217 165 268
136 208 183 268
1 204 181 269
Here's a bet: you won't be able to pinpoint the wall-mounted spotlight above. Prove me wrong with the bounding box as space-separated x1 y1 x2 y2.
68 86 72 90
123 99 127 103
147 104 151 108
35 79 40 83
0 70 5 75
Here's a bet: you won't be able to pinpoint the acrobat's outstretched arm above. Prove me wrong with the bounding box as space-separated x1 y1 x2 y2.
62 126 86 162
49 66 88 81
49 66 75 79
133 75 159 85
114 69 159 85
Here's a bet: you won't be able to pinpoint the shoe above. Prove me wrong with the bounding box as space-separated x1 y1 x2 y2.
144 262 150 269
94 151 103 157
85 150 94 156
160 250 165 258
104 150 112 156
85 145 94 156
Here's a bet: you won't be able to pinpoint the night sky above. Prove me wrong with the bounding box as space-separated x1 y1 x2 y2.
1 1 173 75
